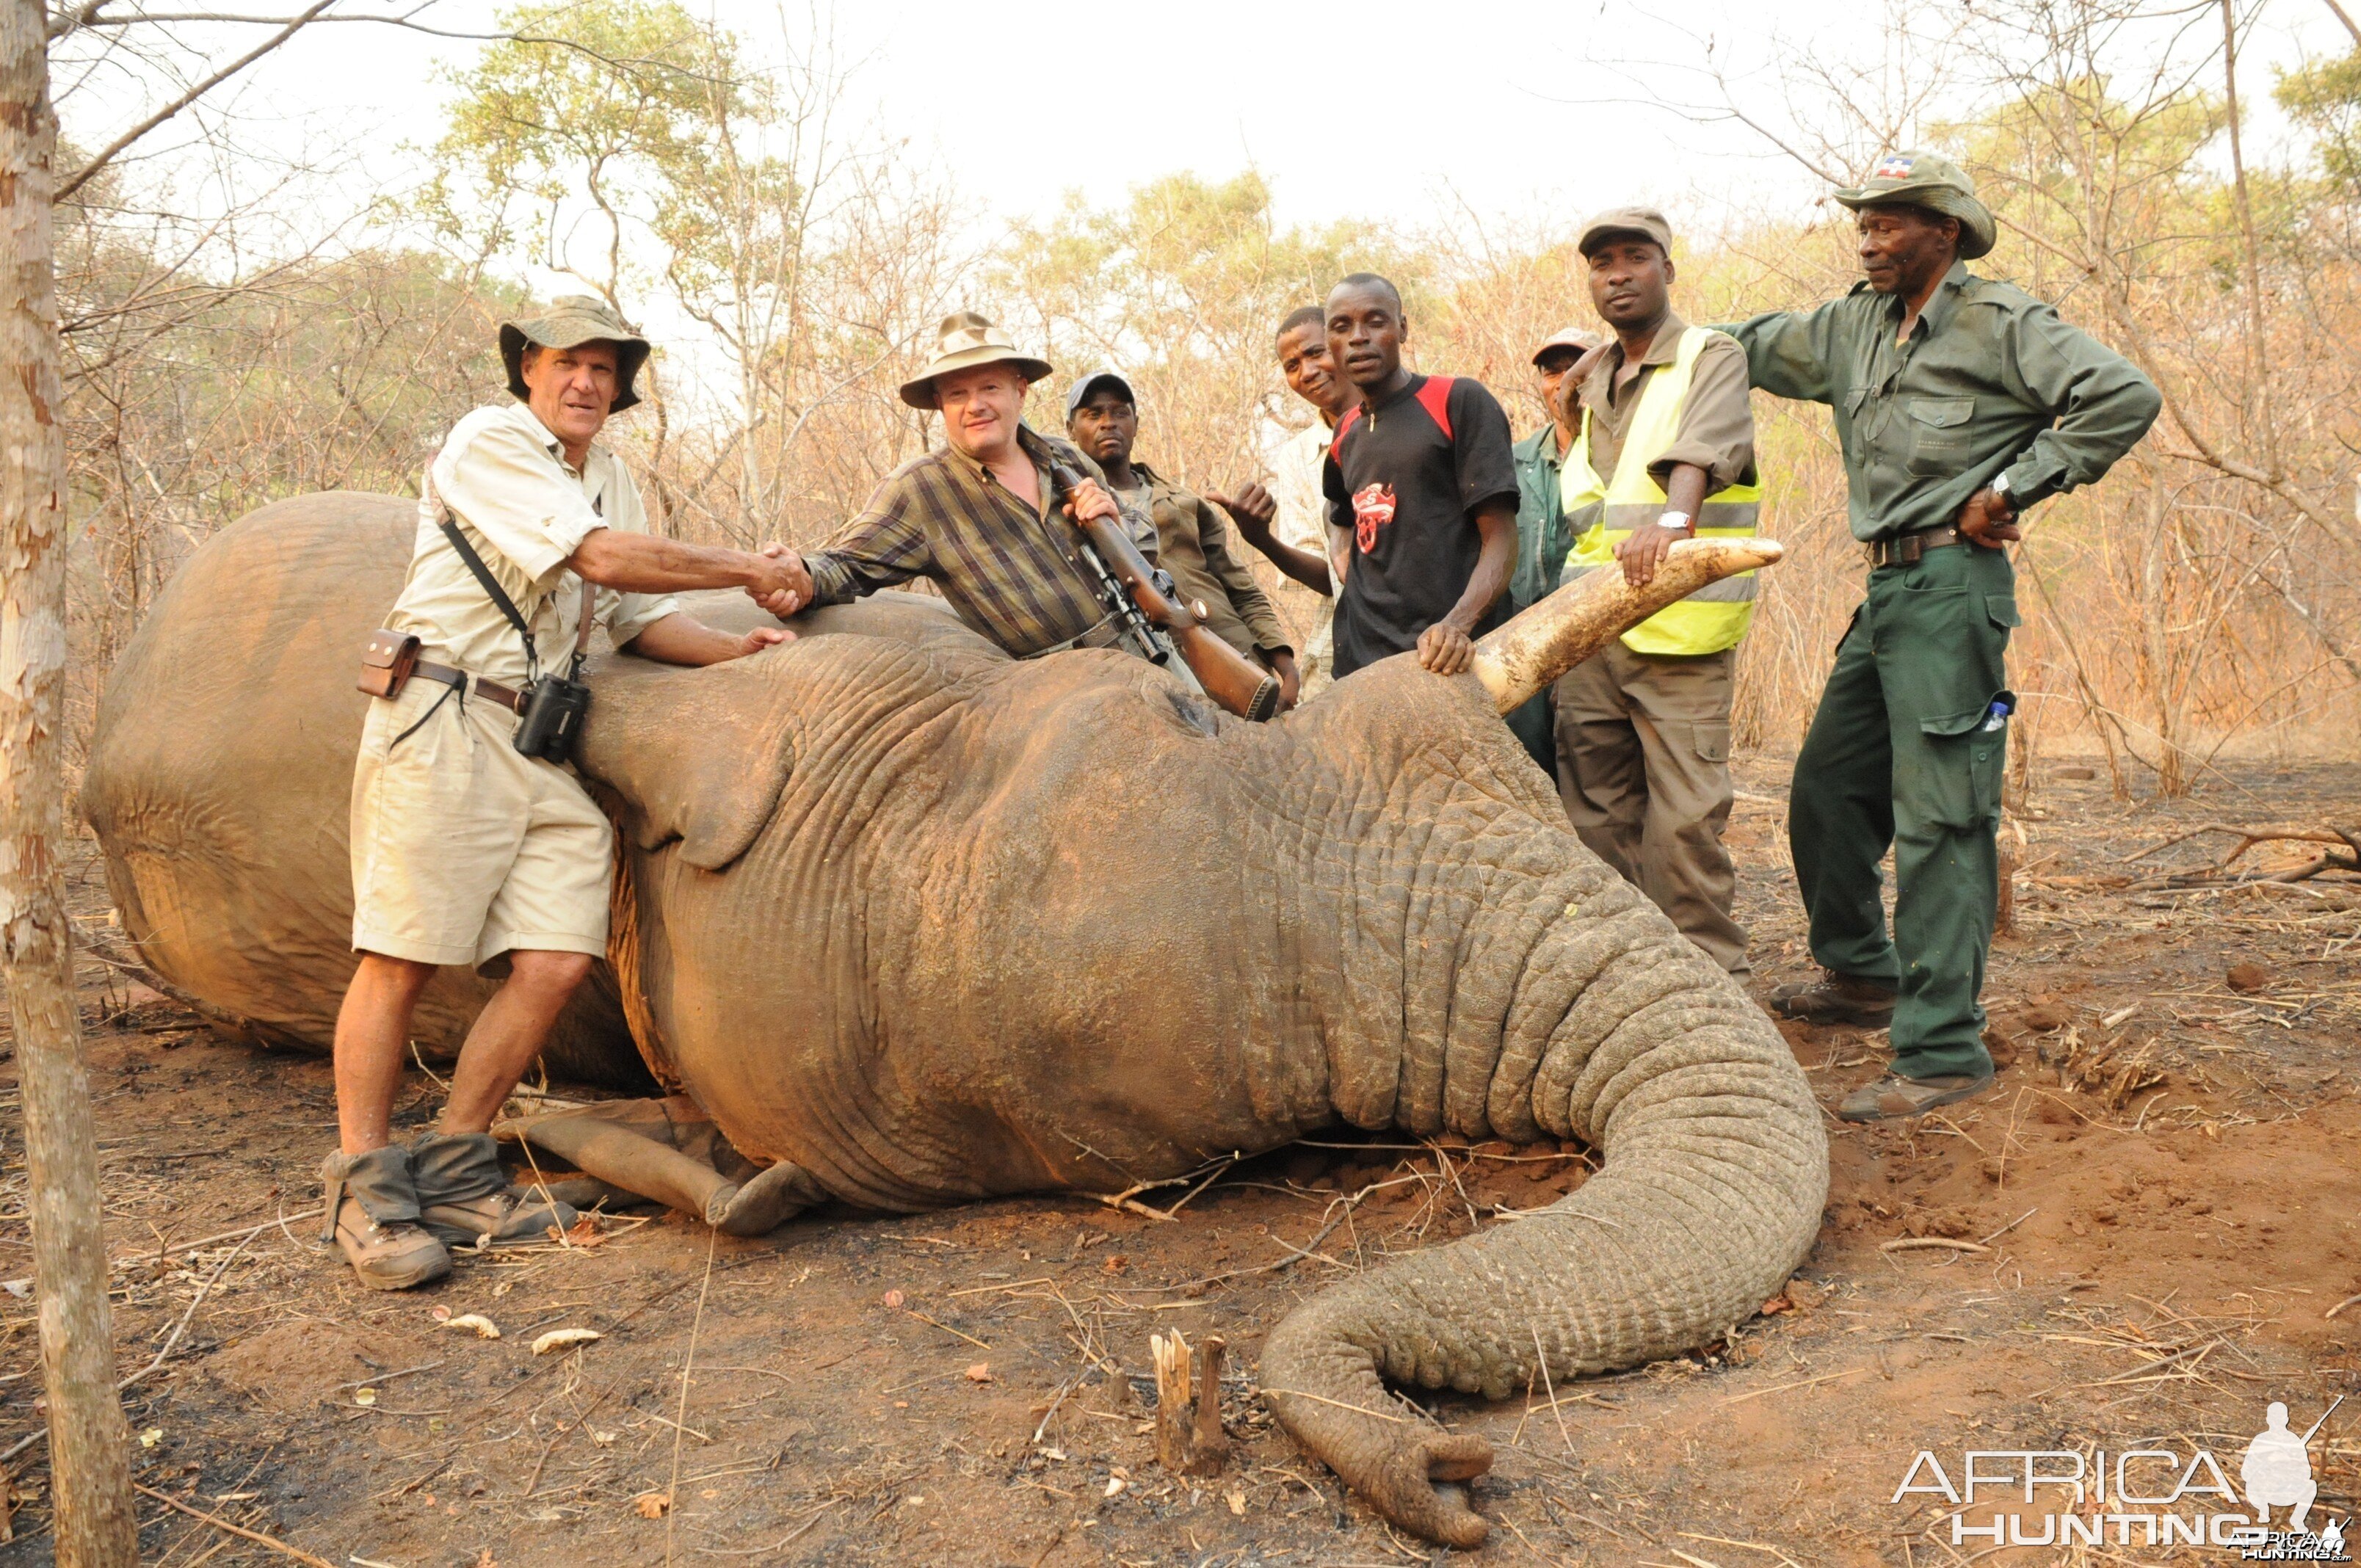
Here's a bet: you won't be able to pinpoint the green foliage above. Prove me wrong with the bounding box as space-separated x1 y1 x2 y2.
996 171 1408 483
2277 50 2361 200
421 0 787 309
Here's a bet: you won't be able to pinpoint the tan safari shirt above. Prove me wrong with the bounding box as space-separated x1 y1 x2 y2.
386 402 681 688
1120 462 1290 662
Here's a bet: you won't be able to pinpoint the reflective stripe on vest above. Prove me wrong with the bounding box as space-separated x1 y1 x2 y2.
1559 326 1761 656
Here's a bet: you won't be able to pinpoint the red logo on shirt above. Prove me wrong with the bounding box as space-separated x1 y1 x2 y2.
1352 483 1396 553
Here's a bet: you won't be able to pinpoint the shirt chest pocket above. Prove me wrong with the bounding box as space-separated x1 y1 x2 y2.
1905 396 1976 477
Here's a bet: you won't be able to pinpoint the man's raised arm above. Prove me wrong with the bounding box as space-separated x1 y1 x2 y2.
1719 299 1848 405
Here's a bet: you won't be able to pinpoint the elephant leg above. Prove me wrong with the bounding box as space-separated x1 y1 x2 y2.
503 1100 824 1237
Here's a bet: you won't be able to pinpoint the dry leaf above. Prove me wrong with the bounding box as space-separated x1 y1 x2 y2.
1225 1488 1247 1516
138 1428 163 1448
532 1328 603 1357
634 1491 670 1520
440 1313 501 1340
589 1429 617 1447
352 1389 377 1407
562 1216 607 1247
473 1552 498 1568
882 1288 905 1310
963 1363 991 1383
1103 1476 1125 1498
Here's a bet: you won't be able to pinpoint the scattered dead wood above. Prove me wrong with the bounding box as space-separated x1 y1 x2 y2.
2037 1028 2169 1109
1150 1330 1229 1476
2124 821 2361 890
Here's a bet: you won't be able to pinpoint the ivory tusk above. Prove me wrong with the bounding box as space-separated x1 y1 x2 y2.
1470 538 1787 715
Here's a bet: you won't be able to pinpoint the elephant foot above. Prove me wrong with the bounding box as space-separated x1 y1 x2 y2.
497 1096 825 1238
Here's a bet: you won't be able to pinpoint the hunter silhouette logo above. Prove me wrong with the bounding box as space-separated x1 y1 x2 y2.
1892 1394 2351 1556
2238 1396 2348 1561
1351 482 1396 553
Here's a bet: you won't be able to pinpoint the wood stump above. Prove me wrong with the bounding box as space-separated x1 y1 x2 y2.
1150 1330 1230 1476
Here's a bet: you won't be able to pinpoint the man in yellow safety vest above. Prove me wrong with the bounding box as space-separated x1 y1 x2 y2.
1553 207 1761 973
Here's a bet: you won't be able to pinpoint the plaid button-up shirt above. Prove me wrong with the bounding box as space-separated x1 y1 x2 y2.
804 426 1158 658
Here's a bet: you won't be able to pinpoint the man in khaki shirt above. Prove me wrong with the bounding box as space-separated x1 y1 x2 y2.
1553 208 1760 975
329 297 810 1291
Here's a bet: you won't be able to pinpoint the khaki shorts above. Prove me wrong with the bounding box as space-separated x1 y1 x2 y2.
350 675 612 973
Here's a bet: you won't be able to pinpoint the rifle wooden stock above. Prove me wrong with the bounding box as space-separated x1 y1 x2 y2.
1056 468 1283 722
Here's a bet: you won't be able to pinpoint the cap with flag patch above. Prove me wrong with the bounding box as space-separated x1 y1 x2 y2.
1832 148 1996 260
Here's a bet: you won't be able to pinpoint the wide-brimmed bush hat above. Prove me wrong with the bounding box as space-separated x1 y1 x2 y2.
1832 150 1997 260
900 311 1054 410
499 295 653 412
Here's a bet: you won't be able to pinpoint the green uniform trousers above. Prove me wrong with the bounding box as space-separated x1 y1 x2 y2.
1789 544 2019 1079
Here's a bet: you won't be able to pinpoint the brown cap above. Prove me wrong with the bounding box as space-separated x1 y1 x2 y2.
498 296 652 412
1531 325 1603 367
1576 206 1675 259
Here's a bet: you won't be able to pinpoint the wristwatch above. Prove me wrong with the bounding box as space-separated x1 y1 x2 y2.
1988 472 2014 507
1657 510 1694 531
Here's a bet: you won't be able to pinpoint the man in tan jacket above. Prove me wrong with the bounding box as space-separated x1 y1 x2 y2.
1065 369 1301 706
330 297 809 1291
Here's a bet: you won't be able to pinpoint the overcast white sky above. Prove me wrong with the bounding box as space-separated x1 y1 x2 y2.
60 0 2357 261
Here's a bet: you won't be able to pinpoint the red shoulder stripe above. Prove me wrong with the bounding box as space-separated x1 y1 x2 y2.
1330 404 1363 461
1412 375 1454 441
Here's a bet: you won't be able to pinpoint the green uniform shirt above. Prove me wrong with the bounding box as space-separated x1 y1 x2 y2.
1723 261 2161 541
1509 425 1573 611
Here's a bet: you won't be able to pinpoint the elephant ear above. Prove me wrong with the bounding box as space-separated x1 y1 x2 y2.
580 593 1000 871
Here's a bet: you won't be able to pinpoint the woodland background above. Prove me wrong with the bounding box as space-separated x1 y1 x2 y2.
52 0 2361 799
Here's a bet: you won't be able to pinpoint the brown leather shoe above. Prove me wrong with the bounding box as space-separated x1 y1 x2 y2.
1770 971 1898 1027
1838 1071 1995 1123
410 1131 576 1249
319 1146 451 1291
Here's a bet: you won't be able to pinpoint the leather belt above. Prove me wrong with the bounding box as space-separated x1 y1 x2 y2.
413 659 529 715
1866 523 1965 568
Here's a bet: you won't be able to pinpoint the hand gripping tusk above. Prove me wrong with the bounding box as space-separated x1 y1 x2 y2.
1469 537 1787 715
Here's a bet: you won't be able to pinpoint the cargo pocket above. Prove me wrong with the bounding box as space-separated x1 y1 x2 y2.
1917 687 2014 831
1906 396 1975 476
1986 593 2021 636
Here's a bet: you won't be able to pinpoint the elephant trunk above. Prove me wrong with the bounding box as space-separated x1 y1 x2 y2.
1262 937 1825 1547
1470 537 1786 715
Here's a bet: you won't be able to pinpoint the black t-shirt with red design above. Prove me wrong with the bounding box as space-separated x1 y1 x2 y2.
1321 372 1520 678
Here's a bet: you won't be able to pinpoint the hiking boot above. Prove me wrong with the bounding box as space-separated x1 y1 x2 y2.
1838 1071 1995 1123
319 1146 451 1292
410 1131 576 1250
1769 971 1898 1028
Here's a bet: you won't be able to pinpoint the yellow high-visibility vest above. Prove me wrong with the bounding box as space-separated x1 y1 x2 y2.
1561 324 1762 656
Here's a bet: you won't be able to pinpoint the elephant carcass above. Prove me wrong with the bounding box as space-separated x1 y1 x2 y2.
81 495 1827 1549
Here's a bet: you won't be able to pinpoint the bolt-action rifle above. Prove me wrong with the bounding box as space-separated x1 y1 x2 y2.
1049 461 1282 722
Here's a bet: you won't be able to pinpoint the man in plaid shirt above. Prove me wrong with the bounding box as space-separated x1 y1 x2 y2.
787 312 1156 659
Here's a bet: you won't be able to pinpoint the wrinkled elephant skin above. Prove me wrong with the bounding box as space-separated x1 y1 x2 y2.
82 494 1827 1548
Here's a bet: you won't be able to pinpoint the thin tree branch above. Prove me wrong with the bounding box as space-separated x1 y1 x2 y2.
54 0 335 201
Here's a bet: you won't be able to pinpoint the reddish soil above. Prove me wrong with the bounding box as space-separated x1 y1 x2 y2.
0 757 2355 1567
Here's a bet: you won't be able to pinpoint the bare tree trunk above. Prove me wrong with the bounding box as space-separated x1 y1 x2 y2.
0 2 137 1561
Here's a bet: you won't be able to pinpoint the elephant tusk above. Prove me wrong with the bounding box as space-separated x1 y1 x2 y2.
1469 537 1787 715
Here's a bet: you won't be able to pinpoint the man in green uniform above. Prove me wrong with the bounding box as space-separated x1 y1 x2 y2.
1506 324 1597 772
1724 151 2160 1122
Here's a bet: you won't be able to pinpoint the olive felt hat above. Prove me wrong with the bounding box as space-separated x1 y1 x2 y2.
498 296 653 412
1832 150 1997 260
899 311 1054 410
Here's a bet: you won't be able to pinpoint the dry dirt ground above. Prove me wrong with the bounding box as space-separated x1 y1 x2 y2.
0 756 2356 1567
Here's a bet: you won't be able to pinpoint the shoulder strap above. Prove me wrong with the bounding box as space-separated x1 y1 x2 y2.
426 468 541 677
1412 375 1455 441
1329 404 1363 461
